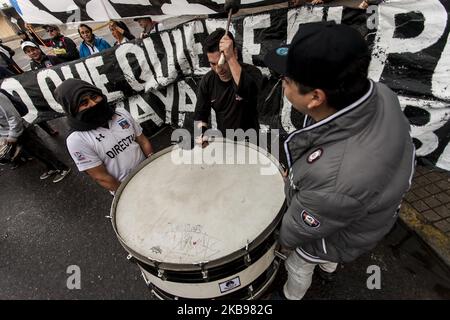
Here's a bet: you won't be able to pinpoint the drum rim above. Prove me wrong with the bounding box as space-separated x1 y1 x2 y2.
148 257 281 300
111 138 285 272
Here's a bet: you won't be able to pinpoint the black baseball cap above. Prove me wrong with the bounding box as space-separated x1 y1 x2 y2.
264 21 369 89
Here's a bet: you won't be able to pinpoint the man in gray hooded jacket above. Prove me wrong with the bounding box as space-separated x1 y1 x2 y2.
264 21 415 299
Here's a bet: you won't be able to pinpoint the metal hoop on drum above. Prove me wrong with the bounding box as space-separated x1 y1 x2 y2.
111 138 287 300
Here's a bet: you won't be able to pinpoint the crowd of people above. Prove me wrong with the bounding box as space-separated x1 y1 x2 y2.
0 16 161 183
21 16 161 63
1 1 414 300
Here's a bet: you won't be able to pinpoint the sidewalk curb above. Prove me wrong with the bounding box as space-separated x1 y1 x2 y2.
400 202 450 267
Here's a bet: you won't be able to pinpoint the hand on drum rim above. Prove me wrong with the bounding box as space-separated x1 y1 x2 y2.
195 134 210 149
276 245 293 260
280 163 288 180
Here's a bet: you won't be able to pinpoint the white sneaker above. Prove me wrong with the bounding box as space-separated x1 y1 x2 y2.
40 170 57 180
52 169 71 183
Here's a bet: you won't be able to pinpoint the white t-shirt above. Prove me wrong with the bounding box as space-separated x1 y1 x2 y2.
66 109 146 182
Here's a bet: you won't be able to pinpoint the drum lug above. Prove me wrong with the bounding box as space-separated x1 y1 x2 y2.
126 254 138 264
197 262 209 281
154 262 167 281
201 269 209 281
244 253 252 266
247 285 254 300
157 269 166 280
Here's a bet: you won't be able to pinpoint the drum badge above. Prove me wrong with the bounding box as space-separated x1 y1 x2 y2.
307 148 323 164
301 210 320 228
219 277 241 293
118 119 130 129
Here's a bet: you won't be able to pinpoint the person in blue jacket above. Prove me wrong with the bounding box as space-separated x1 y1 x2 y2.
78 24 111 58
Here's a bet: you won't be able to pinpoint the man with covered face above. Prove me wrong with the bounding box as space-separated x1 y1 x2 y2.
55 79 154 194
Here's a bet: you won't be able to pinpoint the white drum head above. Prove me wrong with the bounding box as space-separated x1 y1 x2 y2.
114 140 285 266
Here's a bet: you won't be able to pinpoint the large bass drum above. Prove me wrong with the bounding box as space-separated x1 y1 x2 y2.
111 139 286 299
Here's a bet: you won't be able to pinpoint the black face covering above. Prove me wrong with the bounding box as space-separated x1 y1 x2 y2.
74 99 115 128
55 79 116 131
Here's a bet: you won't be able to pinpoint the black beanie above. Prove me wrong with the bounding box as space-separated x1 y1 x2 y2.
54 78 105 116
54 79 116 131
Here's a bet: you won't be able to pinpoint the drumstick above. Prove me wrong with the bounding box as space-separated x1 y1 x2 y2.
26 23 46 47
218 0 241 66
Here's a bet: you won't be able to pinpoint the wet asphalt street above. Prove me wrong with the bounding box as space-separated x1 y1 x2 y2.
0 118 449 300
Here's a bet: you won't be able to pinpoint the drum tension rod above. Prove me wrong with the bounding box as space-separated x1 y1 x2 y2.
247 285 254 300
274 251 288 261
141 271 151 287
244 242 252 266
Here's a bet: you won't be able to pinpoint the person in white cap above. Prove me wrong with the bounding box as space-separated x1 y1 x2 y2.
26 24 80 62
21 41 62 136
21 41 64 71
